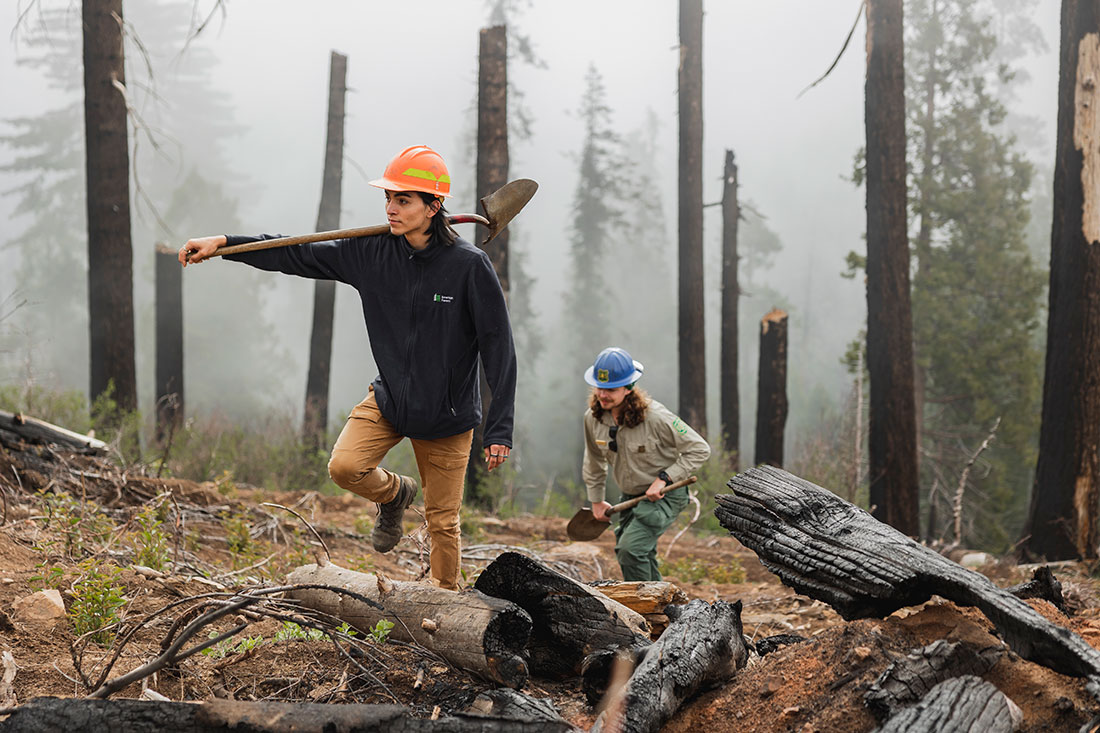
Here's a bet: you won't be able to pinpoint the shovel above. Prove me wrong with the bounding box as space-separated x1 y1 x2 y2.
566 476 698 542
202 178 539 259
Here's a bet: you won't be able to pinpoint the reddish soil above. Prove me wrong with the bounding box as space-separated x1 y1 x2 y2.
1 447 1099 731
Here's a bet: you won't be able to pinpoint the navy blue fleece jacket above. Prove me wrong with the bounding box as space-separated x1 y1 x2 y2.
223 233 517 447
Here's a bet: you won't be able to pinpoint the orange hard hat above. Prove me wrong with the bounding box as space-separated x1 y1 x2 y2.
369 145 452 198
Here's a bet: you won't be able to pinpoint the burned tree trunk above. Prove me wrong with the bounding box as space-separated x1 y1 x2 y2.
286 564 530 688
0 698 580 733
865 0 919 535
590 599 748 733
864 639 1005 720
466 24 510 509
474 551 650 679
873 676 1022 733
154 244 183 442
0 410 107 454
1022 0 1100 562
754 309 788 467
302 51 347 448
84 0 137 418
677 0 707 434
720 149 740 466
715 466 1100 679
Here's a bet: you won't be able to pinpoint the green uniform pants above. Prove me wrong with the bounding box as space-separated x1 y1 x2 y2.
613 487 689 581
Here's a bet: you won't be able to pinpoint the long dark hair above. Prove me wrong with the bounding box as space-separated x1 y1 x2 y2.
417 192 457 246
589 387 650 428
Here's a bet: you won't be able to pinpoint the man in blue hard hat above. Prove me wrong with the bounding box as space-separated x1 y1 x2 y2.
581 347 711 581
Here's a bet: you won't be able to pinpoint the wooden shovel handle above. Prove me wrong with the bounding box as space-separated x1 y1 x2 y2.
607 475 697 516
209 214 492 258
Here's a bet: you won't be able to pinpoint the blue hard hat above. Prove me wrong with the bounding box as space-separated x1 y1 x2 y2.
584 347 644 388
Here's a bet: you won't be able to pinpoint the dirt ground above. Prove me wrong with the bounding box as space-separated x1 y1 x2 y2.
1 445 1100 731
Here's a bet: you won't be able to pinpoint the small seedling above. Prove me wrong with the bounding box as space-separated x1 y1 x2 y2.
370 619 394 643
69 562 126 646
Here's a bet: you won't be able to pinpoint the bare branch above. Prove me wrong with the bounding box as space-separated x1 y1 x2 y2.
260 502 330 566
949 417 1001 550
797 0 867 99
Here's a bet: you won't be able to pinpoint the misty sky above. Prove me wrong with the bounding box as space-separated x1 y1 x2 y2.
0 0 1061 457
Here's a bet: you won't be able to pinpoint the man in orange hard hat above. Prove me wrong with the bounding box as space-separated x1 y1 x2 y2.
180 145 516 590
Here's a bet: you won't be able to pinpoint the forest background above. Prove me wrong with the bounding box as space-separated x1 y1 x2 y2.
0 0 1061 551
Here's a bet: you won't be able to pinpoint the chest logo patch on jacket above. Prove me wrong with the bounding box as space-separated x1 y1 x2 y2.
433 293 454 304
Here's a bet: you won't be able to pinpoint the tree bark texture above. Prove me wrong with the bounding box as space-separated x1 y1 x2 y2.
872 675 1022 733
864 0 919 536
286 564 531 688
590 599 748 733
473 551 651 679
754 309 788 468
0 698 580 733
83 0 137 415
467 25 509 506
714 465 1100 678
720 149 740 466
677 0 707 434
154 244 183 442
303 51 347 448
864 639 1004 721
588 580 688 638
1022 0 1100 562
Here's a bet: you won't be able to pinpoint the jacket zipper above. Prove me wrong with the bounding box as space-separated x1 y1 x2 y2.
397 255 423 430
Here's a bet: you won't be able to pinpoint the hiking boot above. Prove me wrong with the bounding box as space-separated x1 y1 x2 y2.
371 475 417 553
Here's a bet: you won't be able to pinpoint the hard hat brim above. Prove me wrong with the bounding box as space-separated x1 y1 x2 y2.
369 177 452 199
583 364 644 389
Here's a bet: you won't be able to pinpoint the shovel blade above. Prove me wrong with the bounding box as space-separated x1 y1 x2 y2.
566 508 612 542
480 179 538 245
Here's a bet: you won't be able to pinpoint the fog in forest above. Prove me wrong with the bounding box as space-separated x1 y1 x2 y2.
0 1 1061 523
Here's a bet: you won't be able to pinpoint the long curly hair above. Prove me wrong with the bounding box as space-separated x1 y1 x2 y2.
589 387 650 428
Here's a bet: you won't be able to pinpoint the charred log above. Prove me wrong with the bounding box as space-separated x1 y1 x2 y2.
872 675 1022 733
1005 566 1067 614
580 643 651 706
715 466 1100 679
467 688 577 729
474 552 650 679
755 633 808 657
286 564 531 688
0 697 579 733
590 599 748 733
864 639 1005 720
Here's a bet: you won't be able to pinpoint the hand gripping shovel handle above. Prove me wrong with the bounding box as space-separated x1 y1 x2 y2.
606 475 698 517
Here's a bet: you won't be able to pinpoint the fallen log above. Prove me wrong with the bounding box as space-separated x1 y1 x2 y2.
872 675 1022 733
286 564 531 688
0 697 579 733
590 599 748 733
1005 565 1067 614
588 580 688 638
467 688 579 730
864 639 1005 720
0 410 107 453
715 466 1100 679
474 552 650 679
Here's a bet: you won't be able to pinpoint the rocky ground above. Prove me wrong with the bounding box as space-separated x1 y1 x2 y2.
1 440 1100 731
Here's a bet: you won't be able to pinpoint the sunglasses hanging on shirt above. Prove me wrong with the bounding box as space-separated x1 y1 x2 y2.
609 424 619 452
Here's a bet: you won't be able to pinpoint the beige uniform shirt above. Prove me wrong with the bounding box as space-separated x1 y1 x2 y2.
583 398 711 504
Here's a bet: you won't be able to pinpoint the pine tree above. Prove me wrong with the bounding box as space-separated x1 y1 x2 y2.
906 0 1045 549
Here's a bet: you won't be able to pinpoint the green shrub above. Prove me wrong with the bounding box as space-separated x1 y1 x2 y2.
69 561 126 645
659 555 745 585
131 505 169 571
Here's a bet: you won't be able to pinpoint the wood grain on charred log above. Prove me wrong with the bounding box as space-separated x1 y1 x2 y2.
864 639 1005 720
715 466 1100 679
588 580 688 639
0 697 580 733
474 552 650 679
872 675 1022 733
286 564 531 688
591 599 748 733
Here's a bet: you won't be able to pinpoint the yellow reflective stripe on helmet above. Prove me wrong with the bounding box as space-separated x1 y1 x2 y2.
401 167 452 184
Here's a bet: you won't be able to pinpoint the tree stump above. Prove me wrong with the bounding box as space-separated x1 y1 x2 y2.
286 564 530 688
715 466 1100 680
474 552 650 679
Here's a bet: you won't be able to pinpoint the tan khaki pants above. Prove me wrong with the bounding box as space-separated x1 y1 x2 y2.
328 390 472 590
